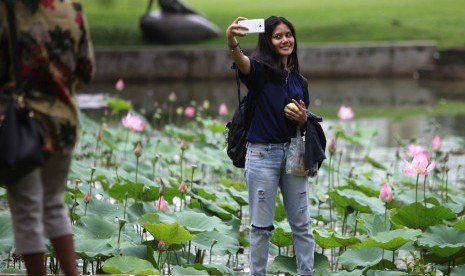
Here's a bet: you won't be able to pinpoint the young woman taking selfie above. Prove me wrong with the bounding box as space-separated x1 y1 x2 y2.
226 16 315 276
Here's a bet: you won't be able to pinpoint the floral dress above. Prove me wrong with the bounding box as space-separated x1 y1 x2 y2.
0 0 95 153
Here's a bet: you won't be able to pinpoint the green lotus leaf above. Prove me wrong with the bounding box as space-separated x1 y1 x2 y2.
77 198 123 220
358 228 422 251
162 125 197 141
106 97 132 112
390 202 456 230
119 245 156 267
269 255 297 276
138 213 160 225
271 227 293 248
453 219 465 230
74 214 118 239
338 247 392 271
108 181 159 202
226 187 248 206
347 178 379 198
333 232 362 247
313 227 342 249
102 256 158 275
366 270 407 275
183 263 235 275
69 160 113 183
314 252 331 276
100 129 119 151
127 202 157 223
329 189 385 214
417 224 465 257
142 222 193 245
218 176 246 190
443 201 464 214
170 265 209 276
364 155 387 170
450 264 465 276
0 268 26 274
192 230 239 255
188 146 225 168
74 238 114 259
359 213 389 236
329 270 367 275
190 193 233 220
275 202 287 222
193 186 218 201
0 212 13 253
174 210 232 233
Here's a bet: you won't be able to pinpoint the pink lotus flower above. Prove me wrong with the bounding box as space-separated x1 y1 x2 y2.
184 106 196 118
218 103 228 116
431 135 442 152
337 105 354 121
122 112 146 132
406 144 427 158
179 181 187 193
115 78 125 91
168 91 177 102
403 152 436 176
379 183 392 203
155 196 168 213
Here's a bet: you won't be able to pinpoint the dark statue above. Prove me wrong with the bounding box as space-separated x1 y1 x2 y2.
140 0 220 44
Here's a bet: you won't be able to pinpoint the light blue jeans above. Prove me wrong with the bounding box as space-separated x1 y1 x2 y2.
245 142 315 276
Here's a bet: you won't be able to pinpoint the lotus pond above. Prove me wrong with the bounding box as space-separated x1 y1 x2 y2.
1 89 465 275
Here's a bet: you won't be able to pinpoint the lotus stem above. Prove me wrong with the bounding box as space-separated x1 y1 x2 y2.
423 175 428 208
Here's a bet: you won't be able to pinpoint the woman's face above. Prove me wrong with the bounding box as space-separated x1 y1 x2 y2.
271 22 294 59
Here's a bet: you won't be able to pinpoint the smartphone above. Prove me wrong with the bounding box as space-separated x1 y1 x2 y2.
238 19 265 34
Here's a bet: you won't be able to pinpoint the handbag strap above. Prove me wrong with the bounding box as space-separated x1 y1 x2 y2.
4 0 24 94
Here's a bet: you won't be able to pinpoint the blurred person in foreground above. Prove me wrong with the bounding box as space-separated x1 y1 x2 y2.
0 0 95 275
226 16 315 276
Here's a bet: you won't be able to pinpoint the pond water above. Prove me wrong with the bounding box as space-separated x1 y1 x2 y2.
78 78 465 147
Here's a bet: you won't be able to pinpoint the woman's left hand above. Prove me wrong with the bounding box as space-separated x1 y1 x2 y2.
284 99 307 126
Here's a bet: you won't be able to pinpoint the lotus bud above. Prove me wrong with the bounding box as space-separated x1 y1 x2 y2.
84 191 91 204
168 91 176 102
180 139 188 151
431 135 442 152
329 138 336 156
179 181 187 193
134 143 143 158
115 78 124 91
379 183 392 203
158 240 166 251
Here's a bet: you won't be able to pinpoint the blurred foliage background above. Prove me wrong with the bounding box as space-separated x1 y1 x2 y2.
81 0 465 48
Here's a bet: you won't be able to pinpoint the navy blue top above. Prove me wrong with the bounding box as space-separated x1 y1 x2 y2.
239 58 310 143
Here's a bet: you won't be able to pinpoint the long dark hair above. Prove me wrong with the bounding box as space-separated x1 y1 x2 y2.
251 16 299 82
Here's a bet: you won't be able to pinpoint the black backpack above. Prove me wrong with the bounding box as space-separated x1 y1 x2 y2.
225 65 261 168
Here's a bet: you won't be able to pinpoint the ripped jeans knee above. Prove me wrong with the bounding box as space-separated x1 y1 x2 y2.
251 224 274 235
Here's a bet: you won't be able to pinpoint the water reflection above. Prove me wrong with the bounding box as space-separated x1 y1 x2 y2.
78 78 465 147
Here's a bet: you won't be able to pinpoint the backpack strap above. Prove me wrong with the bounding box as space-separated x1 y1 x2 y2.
230 62 263 127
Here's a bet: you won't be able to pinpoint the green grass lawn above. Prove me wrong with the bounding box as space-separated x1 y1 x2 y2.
81 0 465 48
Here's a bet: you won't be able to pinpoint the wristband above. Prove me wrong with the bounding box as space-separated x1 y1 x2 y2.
229 42 240 50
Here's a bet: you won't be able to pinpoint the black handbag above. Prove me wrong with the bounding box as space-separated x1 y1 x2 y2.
0 0 44 185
